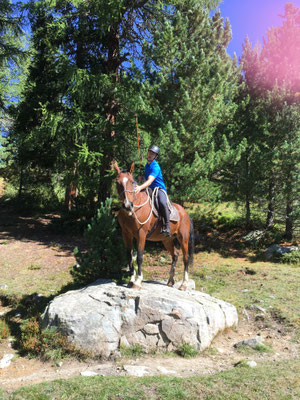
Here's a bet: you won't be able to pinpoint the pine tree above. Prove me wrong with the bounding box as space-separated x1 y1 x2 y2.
72 198 126 285
235 3 300 234
138 0 242 203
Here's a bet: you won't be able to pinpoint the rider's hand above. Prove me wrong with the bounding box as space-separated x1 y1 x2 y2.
135 185 142 194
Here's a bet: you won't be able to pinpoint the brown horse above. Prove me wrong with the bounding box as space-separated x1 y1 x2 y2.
114 161 194 290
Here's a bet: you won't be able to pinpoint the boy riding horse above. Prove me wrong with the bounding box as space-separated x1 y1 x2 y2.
135 145 170 237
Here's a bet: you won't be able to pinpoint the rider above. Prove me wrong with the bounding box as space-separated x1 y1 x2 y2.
135 145 170 236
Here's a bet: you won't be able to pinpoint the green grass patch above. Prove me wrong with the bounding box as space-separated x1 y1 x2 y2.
176 343 199 358
120 344 146 358
191 254 300 330
236 343 273 355
3 360 300 399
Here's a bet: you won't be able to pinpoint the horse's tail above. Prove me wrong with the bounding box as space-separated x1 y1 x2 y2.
188 216 194 267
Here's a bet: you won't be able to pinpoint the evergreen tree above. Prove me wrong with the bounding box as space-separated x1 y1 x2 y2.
72 198 126 285
138 0 242 203
0 0 24 110
235 3 300 234
0 0 27 180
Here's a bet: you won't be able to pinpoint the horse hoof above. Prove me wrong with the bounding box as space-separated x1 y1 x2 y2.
178 284 187 291
132 283 142 290
127 281 134 288
167 280 175 287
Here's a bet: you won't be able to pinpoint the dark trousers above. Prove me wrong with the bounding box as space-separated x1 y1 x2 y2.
157 189 170 227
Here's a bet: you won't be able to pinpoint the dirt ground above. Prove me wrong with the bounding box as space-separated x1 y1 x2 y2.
0 313 298 392
0 196 299 392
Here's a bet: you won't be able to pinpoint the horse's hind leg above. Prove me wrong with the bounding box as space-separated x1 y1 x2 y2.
163 239 179 287
177 231 189 291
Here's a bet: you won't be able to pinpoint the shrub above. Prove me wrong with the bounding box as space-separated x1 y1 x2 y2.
176 343 198 358
280 250 300 265
20 317 88 361
0 319 10 339
71 198 127 286
120 344 145 358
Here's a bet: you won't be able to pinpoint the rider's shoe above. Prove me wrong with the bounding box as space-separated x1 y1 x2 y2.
161 225 171 237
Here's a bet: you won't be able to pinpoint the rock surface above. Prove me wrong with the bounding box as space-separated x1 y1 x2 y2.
265 244 299 260
41 279 238 358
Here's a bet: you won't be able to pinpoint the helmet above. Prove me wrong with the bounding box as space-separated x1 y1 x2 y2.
148 144 160 156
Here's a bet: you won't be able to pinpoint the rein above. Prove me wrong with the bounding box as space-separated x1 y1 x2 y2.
120 179 154 225
120 179 171 226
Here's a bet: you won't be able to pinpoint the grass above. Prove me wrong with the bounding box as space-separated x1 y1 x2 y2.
190 252 300 329
1 360 299 399
176 343 199 358
0 201 299 398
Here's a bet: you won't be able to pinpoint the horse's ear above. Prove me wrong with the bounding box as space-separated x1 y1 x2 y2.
129 162 135 174
113 161 121 175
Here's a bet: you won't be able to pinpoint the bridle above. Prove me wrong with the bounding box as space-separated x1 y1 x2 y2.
119 181 137 201
118 176 154 225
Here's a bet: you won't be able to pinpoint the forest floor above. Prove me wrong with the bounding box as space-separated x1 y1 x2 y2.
0 195 299 392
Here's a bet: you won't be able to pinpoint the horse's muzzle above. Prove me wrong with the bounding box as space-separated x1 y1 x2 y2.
122 202 133 213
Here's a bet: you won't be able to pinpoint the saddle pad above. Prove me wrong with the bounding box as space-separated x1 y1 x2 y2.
152 201 180 222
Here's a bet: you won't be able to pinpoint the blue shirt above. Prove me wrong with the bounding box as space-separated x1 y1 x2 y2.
145 160 167 192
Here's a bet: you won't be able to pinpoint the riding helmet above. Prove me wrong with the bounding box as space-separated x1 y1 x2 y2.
148 144 160 156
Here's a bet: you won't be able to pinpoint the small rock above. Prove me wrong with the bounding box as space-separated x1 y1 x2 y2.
242 289 249 293
123 365 149 377
246 360 257 368
120 336 130 348
0 354 14 369
242 308 250 321
216 347 225 354
157 366 176 375
81 370 98 377
234 336 264 349
0 284 8 290
249 305 266 313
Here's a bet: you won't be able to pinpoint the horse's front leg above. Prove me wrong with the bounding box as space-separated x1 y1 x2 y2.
122 231 135 287
132 232 146 290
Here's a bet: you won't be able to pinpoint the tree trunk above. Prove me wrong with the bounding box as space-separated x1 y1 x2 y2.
285 198 293 241
98 23 121 202
266 178 275 229
245 148 252 228
18 167 24 201
64 161 78 212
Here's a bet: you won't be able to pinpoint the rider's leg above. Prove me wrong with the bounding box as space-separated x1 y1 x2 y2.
158 189 170 236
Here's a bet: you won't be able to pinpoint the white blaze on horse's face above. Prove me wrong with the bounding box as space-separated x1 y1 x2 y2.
122 176 132 211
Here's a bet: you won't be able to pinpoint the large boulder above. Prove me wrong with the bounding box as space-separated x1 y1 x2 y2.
41 280 238 358
265 244 299 261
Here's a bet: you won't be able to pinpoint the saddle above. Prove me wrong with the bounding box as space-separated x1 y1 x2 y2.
150 189 180 222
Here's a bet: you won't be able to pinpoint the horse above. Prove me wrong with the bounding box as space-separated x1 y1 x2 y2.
114 161 194 290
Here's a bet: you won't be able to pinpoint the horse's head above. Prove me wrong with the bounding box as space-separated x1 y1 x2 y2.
114 161 136 213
